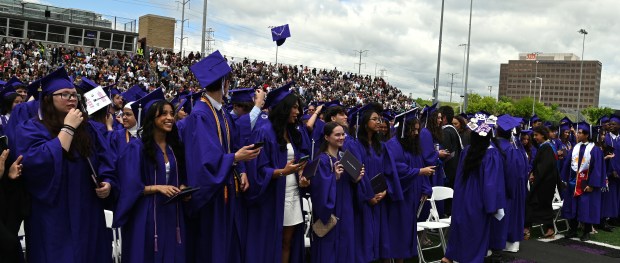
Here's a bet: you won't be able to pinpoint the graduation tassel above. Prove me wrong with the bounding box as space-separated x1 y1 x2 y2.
355 112 360 139
224 186 228 204
137 103 143 129
400 115 406 138
176 227 181 244
311 139 315 160
154 234 158 252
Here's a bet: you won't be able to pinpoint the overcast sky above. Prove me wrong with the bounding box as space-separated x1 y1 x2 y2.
31 0 620 108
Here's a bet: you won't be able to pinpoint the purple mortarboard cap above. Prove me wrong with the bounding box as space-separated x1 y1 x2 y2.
178 92 202 114
459 112 468 119
497 114 521 131
577 121 591 134
229 88 255 104
530 114 541 123
323 100 342 108
5 76 23 89
78 77 100 93
301 114 311 121
394 108 420 138
520 129 533 136
383 110 395 121
560 122 572 132
190 50 232 89
271 24 291 46
130 88 165 127
559 116 572 125
26 79 42 101
122 84 147 102
40 67 74 96
610 115 620 124
598 115 610 125
0 84 15 99
543 121 552 128
264 82 294 109
103 83 120 97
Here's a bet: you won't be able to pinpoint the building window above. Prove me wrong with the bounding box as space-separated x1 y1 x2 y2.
8 18 24 38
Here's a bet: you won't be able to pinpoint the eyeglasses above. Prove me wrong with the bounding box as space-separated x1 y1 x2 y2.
369 118 383 123
52 93 80 100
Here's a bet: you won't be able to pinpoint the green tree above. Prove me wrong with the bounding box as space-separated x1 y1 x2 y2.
582 107 615 124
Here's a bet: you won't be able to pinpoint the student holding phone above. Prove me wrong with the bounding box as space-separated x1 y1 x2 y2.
244 82 311 263
310 121 364 262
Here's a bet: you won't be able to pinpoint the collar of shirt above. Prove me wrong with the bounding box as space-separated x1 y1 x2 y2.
611 132 619 140
205 93 223 111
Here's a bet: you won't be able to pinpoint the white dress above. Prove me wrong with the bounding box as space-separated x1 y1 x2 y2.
283 143 303 226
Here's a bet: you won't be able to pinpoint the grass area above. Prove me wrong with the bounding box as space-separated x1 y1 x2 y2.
590 228 620 247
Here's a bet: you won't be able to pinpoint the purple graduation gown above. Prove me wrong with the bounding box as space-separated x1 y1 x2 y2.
496 138 529 243
384 137 432 259
181 100 244 263
113 140 187 262
346 138 403 262
603 134 620 218
560 143 604 224
243 121 310 263
16 118 117 263
309 152 355 263
418 128 446 219
445 145 505 263
109 128 138 156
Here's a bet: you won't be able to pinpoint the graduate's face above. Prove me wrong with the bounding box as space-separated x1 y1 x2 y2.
176 108 187 120
576 129 588 143
533 132 545 144
331 112 348 127
12 95 23 110
609 122 620 133
452 119 461 129
366 112 381 133
288 103 300 123
52 88 79 113
326 125 345 148
113 94 123 109
521 135 530 146
15 87 27 97
154 104 175 133
122 108 136 129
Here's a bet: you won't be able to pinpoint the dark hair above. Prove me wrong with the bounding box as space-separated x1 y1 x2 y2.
397 117 421 155
323 105 346 123
204 74 231 92
139 100 185 165
358 106 383 155
462 131 491 181
40 94 92 157
1 93 19 114
453 115 468 132
233 101 254 114
269 93 302 150
318 122 342 154
532 125 550 140
439 105 454 124
427 111 443 143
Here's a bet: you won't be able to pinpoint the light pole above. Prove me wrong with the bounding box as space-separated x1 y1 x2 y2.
459 43 467 90
433 0 446 105
463 0 473 112
529 79 533 98
488 85 492 98
577 29 588 122
531 79 535 116
536 77 543 103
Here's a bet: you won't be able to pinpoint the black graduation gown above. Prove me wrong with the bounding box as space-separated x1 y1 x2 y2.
526 143 560 225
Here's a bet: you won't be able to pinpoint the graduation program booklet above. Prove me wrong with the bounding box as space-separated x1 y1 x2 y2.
370 173 387 194
302 158 321 179
340 150 362 180
164 187 200 205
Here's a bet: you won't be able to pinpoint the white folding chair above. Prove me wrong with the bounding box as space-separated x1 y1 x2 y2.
417 186 452 263
18 220 25 254
301 197 312 248
104 210 120 263
552 187 569 233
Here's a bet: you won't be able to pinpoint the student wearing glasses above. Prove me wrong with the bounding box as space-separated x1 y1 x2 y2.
15 67 117 263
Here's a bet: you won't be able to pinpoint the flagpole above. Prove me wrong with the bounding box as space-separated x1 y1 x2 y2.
275 45 279 65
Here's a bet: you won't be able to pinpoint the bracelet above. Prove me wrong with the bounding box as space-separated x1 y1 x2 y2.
63 124 76 132
60 128 74 136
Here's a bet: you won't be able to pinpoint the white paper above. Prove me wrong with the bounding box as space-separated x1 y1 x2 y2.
494 208 505 221
84 86 112 115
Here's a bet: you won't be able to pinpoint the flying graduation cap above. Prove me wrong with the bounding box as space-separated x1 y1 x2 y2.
271 24 291 46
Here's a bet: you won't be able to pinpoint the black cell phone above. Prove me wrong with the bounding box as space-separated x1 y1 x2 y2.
0 135 8 152
296 155 310 164
249 142 265 150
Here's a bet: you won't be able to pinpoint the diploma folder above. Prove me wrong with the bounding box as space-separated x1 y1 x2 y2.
340 150 362 180
164 187 200 205
370 173 387 194
302 158 321 179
